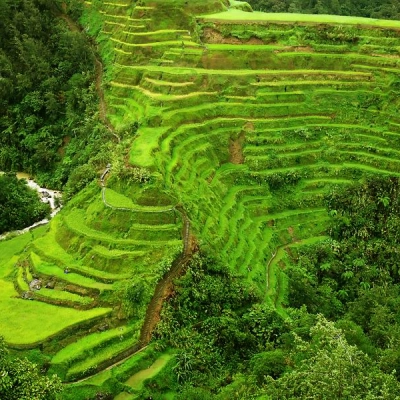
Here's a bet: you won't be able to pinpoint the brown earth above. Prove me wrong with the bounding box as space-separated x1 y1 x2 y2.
229 132 245 164
202 27 263 45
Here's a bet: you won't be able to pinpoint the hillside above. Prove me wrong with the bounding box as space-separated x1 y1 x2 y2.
3 0 400 398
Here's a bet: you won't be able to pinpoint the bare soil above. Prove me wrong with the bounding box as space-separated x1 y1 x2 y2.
229 132 245 164
202 28 263 45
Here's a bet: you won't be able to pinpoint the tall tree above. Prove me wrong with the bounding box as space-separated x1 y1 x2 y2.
0 173 50 234
0 337 62 400
264 315 400 399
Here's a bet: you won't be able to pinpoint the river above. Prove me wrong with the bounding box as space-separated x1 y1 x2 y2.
0 172 62 240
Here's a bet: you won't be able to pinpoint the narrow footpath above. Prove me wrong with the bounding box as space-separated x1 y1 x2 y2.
57 5 194 382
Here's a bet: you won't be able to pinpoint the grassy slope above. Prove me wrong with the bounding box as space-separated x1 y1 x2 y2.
201 9 400 28
0 229 109 345
80 1 396 334
0 270 111 346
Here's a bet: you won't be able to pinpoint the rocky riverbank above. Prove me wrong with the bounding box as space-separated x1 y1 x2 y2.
0 172 62 240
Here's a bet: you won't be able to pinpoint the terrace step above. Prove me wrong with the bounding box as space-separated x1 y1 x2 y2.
65 334 139 381
51 325 136 372
30 252 114 292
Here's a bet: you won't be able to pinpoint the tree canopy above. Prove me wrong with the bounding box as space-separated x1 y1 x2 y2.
0 173 49 234
247 0 400 20
0 0 108 189
0 337 62 400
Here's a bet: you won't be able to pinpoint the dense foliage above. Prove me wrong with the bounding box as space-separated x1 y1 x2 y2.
247 0 400 20
287 177 400 374
0 0 108 189
0 337 62 399
0 173 49 234
155 255 263 386
140 177 400 398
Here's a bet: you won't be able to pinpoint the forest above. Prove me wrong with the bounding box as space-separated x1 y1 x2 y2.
0 173 50 234
2 0 400 399
0 0 109 190
146 177 400 399
247 0 400 20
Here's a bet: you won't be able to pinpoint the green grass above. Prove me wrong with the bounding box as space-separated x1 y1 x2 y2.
0 228 113 345
0 279 111 346
124 352 174 390
0 226 47 278
37 288 93 305
91 245 145 259
78 369 112 386
104 189 175 212
30 252 114 291
200 10 400 29
130 126 169 167
33 221 131 281
117 63 372 78
66 335 139 378
64 209 180 245
17 267 29 291
52 325 135 365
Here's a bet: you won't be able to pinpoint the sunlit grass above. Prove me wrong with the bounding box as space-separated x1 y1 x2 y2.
0 280 111 345
201 10 400 28
52 325 134 364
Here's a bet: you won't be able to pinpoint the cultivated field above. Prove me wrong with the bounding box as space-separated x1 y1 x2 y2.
4 0 400 397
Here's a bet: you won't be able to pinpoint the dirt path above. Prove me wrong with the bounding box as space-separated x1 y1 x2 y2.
58 4 120 142
72 212 192 383
58 6 193 382
138 206 192 344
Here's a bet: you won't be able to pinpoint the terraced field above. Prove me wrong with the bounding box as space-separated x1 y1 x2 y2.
55 1 400 389
88 0 400 293
1 178 182 382
4 0 400 396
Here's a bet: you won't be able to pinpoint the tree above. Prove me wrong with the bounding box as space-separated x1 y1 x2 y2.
247 0 400 20
0 337 62 400
0 173 50 234
263 315 400 399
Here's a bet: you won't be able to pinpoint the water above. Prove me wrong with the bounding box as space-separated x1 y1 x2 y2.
0 172 62 240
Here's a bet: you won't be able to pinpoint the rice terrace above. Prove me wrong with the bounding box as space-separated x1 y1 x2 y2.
3 0 400 398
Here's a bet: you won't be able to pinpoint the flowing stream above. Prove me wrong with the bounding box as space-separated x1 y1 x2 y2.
0 172 62 240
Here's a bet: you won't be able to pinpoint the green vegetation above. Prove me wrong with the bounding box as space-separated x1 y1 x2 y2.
30 252 114 291
51 325 134 366
0 279 111 346
0 337 62 400
0 174 50 234
203 9 400 27
65 335 138 381
4 0 400 398
123 351 174 390
37 288 93 305
247 0 400 20
0 226 46 279
0 0 110 189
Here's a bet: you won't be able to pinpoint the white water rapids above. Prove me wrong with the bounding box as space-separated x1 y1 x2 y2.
0 172 62 240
